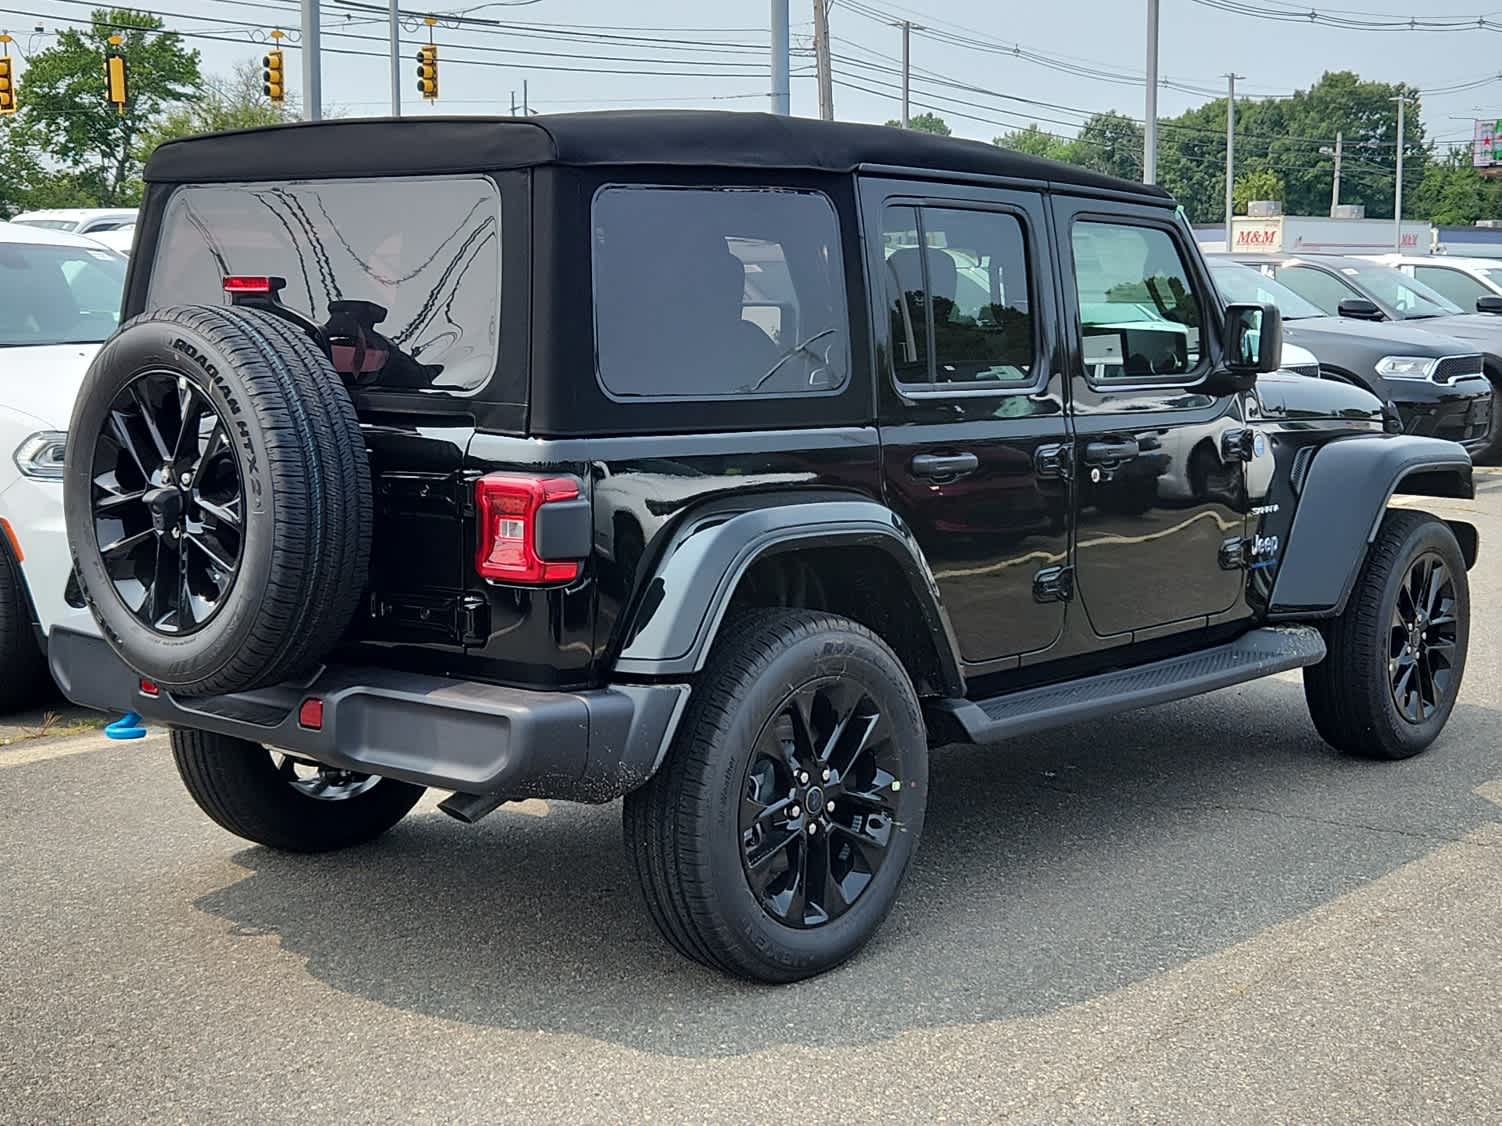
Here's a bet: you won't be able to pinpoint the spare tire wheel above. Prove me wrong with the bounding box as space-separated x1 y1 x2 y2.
63 304 372 696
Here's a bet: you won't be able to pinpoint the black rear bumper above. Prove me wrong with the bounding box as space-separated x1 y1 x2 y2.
48 627 688 803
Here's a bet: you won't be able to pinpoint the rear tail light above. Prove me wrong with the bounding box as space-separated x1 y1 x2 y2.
297 697 324 730
222 275 285 295
139 678 160 697
474 474 583 584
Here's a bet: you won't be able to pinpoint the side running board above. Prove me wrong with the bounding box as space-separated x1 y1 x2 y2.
929 626 1326 746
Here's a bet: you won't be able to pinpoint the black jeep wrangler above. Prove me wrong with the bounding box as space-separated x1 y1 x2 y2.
52 113 1476 983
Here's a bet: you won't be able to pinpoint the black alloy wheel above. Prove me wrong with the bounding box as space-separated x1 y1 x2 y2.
1388 551 1459 724
90 371 243 635
740 680 902 929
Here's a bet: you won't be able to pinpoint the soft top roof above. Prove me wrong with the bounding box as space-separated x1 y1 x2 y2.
143 110 1170 201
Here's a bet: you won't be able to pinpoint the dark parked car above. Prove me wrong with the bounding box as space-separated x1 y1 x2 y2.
1209 258 1495 459
52 114 1477 983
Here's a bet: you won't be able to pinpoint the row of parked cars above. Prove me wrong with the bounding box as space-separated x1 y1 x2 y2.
1209 251 1502 462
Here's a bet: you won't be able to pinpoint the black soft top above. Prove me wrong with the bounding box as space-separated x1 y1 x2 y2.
143 110 1170 201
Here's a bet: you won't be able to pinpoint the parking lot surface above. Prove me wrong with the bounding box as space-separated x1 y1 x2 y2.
4 477 1501 1125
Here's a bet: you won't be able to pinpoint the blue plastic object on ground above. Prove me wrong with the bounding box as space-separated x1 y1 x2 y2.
104 711 147 740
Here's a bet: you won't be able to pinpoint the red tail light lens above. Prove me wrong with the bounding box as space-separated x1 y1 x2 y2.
222 275 276 294
475 475 581 584
138 678 160 697
297 697 324 730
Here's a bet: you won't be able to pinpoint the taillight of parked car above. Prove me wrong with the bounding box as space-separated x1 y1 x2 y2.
473 474 586 585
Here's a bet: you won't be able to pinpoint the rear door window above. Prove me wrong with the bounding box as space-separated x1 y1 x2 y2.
147 177 501 394
1413 265 1489 308
591 186 849 400
1270 265 1361 315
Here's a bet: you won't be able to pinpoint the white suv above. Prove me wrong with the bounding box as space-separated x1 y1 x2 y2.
0 222 126 710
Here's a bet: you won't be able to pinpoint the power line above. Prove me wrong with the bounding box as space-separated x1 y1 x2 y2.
1188 0 1502 33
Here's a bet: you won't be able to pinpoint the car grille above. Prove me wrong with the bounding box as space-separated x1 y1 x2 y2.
1282 362 1321 380
1433 354 1484 383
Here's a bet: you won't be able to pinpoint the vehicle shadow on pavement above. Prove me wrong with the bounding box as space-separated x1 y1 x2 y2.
192 680 1502 1058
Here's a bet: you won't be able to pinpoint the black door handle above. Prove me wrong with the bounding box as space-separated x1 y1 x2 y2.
911 452 980 479
1083 437 1141 464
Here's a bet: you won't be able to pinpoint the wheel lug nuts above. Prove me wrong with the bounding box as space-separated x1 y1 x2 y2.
821 768 831 782
788 804 801 818
179 473 192 487
170 527 181 539
798 771 809 785
807 822 819 835
826 800 836 813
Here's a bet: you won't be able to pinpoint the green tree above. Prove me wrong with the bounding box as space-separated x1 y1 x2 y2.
1233 168 1285 213
1062 111 1143 181
16 8 199 205
1157 71 1426 222
1409 145 1502 226
140 59 293 157
885 111 951 136
993 123 1069 160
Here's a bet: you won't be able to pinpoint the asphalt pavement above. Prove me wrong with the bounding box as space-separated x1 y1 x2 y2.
3 479 1501 1124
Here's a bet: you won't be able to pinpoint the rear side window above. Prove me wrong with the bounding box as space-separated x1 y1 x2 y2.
147 177 501 394
1412 265 1489 308
1270 265 1360 315
591 186 849 400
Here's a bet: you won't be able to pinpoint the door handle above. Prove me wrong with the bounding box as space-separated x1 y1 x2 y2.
1083 437 1141 464
911 452 980 479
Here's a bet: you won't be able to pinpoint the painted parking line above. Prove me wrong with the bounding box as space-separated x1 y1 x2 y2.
0 730 167 769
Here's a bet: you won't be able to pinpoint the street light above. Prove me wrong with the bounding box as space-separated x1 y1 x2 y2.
1319 132 1342 217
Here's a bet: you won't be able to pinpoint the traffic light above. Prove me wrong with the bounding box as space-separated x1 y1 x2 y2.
415 44 438 101
0 55 14 116
262 48 284 104
104 37 127 113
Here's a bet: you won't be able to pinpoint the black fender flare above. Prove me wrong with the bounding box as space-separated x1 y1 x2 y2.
612 493 964 694
1268 434 1475 618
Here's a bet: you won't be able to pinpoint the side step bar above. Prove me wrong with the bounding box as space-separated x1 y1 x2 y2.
929 626 1326 746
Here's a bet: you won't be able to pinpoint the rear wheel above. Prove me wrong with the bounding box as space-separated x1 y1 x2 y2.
624 608 928 983
1304 510 1469 760
171 728 424 852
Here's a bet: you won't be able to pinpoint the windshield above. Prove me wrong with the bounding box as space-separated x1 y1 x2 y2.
1478 266 1502 291
1210 261 1325 320
1345 264 1461 318
13 218 79 231
0 241 125 346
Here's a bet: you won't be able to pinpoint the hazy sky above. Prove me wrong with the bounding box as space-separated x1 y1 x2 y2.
9 0 1499 148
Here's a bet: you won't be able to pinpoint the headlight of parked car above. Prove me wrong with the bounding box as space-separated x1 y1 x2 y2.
1375 356 1439 380
13 430 67 480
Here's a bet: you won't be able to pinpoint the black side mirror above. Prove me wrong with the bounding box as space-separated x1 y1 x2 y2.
1337 297 1384 321
1226 301 1282 374
1476 295 1502 315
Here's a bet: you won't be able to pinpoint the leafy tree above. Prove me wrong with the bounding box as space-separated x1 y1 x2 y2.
885 111 951 136
16 9 199 205
994 123 1069 160
140 59 294 156
1063 111 1143 181
1233 168 1285 213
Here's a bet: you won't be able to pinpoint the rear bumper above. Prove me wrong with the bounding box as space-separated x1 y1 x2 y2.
47 627 688 803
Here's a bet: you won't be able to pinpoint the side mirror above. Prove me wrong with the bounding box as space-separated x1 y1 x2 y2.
1226 301 1282 374
1476 295 1502 315
1337 297 1384 321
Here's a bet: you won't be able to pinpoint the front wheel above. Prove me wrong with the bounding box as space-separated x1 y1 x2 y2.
624 608 928 983
1304 510 1469 760
171 728 425 852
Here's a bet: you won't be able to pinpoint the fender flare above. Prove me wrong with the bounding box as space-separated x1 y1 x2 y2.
612 493 964 694
1268 434 1475 619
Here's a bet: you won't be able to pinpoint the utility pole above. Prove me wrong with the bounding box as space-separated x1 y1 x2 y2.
1224 73 1241 252
387 0 399 116
523 78 529 116
813 1 833 121
300 0 321 120
1393 94 1409 249
770 0 790 115
899 20 911 128
1321 131 1343 214
1144 0 1159 183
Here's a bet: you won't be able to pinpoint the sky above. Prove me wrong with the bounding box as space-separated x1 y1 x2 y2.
5 0 1500 153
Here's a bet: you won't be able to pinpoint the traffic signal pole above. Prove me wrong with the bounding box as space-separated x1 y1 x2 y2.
389 0 400 116
301 0 321 121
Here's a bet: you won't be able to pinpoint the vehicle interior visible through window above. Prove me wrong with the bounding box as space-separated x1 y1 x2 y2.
1072 222 1202 380
0 243 125 347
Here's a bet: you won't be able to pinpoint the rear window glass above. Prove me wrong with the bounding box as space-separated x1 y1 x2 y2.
147 177 501 394
591 186 849 400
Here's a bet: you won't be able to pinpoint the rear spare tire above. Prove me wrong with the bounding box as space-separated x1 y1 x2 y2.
63 305 371 696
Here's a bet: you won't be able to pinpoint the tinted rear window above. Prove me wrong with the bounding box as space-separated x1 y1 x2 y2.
591 186 849 400
147 177 501 394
